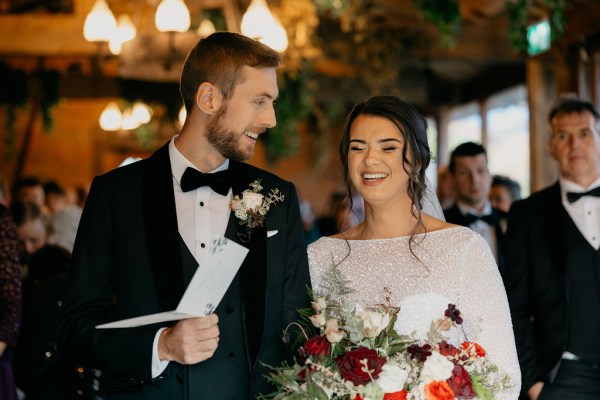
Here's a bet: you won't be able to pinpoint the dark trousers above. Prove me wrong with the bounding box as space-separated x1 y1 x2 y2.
538 359 600 400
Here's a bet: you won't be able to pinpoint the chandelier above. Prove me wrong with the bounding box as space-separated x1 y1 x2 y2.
83 0 289 61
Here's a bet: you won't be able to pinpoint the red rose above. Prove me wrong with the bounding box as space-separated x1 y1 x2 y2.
304 334 331 357
353 395 364 400
336 346 386 385
383 391 408 400
447 364 475 399
424 381 455 400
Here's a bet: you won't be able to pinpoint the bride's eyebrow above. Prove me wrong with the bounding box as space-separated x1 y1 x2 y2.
349 139 366 144
379 138 402 144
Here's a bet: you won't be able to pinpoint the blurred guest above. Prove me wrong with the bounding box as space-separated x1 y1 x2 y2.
12 177 46 214
0 175 11 206
298 195 320 245
490 175 522 213
436 165 455 209
0 204 22 400
10 200 82 400
444 142 507 271
44 181 82 253
504 97 600 399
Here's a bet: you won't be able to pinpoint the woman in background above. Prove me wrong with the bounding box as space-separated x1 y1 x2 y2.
0 204 22 400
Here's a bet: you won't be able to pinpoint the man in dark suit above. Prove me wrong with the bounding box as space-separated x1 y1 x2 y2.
504 97 600 399
56 32 311 399
443 142 508 273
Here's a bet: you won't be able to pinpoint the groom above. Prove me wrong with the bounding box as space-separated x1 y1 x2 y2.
56 32 311 399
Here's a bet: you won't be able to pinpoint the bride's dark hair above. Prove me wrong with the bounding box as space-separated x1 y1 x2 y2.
339 95 431 255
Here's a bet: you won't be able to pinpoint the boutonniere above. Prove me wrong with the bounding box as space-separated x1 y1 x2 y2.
230 180 284 229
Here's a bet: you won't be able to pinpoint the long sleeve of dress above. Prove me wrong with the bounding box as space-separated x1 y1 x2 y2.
0 205 22 348
458 233 521 399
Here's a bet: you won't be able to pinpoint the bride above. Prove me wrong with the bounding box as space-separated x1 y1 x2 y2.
308 96 521 399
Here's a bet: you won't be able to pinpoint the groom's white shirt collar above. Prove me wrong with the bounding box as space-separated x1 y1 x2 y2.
169 135 229 185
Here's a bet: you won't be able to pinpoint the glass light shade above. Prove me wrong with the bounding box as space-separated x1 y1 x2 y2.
241 0 287 52
241 0 274 39
260 17 288 52
132 101 152 124
122 108 142 130
196 19 216 37
109 14 136 55
99 102 123 131
83 0 117 42
155 0 191 33
178 105 187 128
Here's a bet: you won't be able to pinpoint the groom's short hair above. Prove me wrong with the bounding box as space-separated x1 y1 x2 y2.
180 32 281 114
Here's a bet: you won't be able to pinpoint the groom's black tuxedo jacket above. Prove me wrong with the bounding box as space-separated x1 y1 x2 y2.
56 143 311 399
503 182 597 396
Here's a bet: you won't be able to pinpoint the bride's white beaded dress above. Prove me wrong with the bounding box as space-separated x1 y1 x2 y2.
308 226 521 399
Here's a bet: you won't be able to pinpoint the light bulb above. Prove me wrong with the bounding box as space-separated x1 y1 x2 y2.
99 102 123 131
83 0 117 42
155 0 191 33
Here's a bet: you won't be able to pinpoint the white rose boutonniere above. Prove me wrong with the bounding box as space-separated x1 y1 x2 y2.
230 180 284 229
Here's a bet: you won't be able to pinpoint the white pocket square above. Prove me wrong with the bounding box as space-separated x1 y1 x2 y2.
267 230 278 238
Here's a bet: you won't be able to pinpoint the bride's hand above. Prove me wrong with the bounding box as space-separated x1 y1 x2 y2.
157 314 220 364
528 382 544 400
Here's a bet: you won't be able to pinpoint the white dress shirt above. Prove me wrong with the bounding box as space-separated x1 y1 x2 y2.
560 177 600 250
151 136 232 377
456 201 498 261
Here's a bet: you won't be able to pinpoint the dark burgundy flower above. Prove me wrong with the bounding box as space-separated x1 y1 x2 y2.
407 343 432 362
445 304 463 325
438 340 460 360
447 364 476 399
336 346 386 385
304 335 331 357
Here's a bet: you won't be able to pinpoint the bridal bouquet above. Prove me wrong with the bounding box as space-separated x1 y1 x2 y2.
261 280 511 399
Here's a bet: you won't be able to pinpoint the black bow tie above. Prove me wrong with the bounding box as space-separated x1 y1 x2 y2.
465 212 495 226
180 167 232 196
567 186 600 203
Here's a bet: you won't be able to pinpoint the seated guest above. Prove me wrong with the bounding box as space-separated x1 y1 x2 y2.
490 174 521 213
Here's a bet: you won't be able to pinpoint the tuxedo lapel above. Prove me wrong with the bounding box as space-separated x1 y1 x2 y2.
142 142 185 312
224 160 267 364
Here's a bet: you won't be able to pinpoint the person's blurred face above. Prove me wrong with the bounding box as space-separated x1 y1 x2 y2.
347 115 409 207
490 184 513 213
548 110 600 187
16 219 46 254
452 154 491 209
207 66 278 161
17 185 45 208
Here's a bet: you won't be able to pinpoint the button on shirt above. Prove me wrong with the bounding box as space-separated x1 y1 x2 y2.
151 136 232 377
560 177 600 250
457 201 498 261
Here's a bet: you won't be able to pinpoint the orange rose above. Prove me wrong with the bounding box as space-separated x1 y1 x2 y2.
384 391 408 400
424 381 455 400
461 341 486 357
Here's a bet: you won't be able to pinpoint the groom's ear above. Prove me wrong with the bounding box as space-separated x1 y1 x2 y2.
196 82 223 116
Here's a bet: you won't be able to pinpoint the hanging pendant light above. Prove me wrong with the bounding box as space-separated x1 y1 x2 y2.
99 102 123 131
197 19 216 37
155 0 191 33
241 0 288 52
83 0 117 42
109 14 137 55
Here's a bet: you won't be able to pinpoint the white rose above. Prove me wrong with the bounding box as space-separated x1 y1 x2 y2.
309 312 326 328
325 318 345 343
376 363 409 393
242 191 263 211
357 310 390 338
419 351 454 383
312 297 327 312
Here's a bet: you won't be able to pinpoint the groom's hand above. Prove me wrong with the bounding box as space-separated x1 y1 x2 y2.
157 314 220 364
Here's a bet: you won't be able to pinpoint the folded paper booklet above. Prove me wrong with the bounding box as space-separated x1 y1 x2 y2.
97 237 249 329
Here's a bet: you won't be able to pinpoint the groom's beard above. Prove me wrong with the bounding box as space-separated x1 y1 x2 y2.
206 102 249 162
